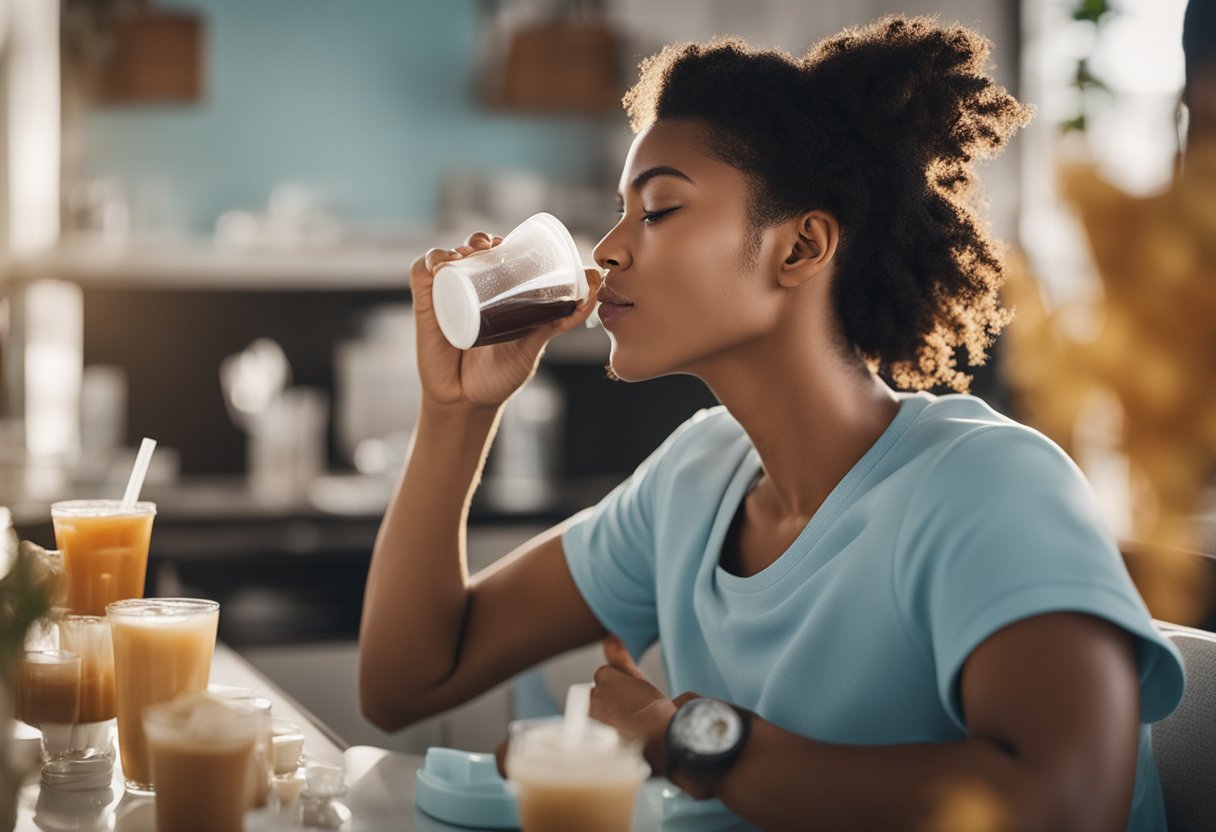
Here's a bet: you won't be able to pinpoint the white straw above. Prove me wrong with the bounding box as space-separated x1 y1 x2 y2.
562 682 593 747
121 437 157 508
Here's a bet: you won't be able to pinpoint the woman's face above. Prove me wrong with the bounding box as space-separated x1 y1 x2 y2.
593 119 794 382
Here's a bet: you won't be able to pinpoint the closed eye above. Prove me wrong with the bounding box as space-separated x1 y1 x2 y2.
614 207 680 225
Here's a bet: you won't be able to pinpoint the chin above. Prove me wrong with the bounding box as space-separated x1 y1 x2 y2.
606 343 676 383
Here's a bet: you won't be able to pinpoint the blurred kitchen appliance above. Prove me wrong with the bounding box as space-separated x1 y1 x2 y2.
221 338 328 505
484 370 563 512
333 304 420 475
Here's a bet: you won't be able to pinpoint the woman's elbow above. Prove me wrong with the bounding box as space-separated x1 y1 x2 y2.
358 679 414 733
358 655 415 732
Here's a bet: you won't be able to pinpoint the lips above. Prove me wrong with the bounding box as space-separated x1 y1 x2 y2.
597 300 633 330
595 281 634 330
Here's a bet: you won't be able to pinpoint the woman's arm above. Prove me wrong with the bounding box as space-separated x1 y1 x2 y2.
594 612 1141 832
359 234 606 732
359 400 608 731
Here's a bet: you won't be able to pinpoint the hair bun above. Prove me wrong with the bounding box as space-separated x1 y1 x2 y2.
804 16 1031 183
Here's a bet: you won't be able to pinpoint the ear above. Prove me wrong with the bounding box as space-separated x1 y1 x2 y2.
778 210 839 288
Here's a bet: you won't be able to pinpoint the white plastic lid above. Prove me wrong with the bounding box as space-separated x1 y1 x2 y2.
432 266 482 350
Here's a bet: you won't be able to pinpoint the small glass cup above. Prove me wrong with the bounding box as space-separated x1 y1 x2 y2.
15 650 80 762
15 647 117 789
298 762 351 830
143 692 261 832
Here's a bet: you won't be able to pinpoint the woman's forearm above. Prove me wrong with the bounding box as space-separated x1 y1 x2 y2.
687 718 1071 832
358 398 501 729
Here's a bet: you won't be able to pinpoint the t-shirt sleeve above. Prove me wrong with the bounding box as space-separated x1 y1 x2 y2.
561 412 707 660
895 425 1185 732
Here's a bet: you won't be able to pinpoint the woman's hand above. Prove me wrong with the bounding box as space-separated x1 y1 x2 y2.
409 231 602 412
493 637 707 789
589 636 680 778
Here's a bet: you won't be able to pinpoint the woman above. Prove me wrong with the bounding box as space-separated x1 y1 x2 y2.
360 16 1183 831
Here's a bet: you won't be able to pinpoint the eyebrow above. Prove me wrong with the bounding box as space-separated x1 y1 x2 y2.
617 166 695 200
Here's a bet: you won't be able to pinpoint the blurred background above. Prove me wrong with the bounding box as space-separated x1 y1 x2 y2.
1 0 1212 754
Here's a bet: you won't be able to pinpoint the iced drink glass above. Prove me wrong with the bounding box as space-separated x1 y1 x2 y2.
59 614 117 757
432 212 589 349
144 692 260 832
52 500 156 616
505 717 650 832
108 598 219 792
15 650 81 761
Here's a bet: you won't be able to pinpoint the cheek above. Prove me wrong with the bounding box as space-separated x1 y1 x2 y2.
609 248 778 379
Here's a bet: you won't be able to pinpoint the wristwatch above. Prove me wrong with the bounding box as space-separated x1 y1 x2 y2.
665 696 752 777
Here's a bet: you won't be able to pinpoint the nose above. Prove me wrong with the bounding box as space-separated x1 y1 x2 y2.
593 222 631 272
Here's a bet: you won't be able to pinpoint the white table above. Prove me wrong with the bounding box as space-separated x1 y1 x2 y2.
13 644 671 831
13 642 347 832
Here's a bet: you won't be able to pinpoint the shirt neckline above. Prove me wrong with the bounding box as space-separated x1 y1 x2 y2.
712 391 933 595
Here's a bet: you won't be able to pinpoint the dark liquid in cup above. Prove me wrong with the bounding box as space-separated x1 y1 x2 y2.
475 298 579 347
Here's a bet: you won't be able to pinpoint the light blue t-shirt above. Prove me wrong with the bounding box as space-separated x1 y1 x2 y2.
562 391 1184 831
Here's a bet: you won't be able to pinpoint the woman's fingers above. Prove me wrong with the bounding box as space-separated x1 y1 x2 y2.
464 230 496 248
422 247 463 276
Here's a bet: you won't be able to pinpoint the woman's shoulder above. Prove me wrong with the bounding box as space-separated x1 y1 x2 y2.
908 392 1069 463
647 405 752 476
900 392 1089 505
665 405 746 448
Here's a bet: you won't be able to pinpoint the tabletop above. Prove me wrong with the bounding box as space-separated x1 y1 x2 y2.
11 643 673 831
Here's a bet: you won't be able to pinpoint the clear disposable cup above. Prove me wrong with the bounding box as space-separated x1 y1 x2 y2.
432 212 589 349
505 716 651 832
143 692 261 832
59 614 117 759
206 685 274 809
52 500 156 616
107 598 219 792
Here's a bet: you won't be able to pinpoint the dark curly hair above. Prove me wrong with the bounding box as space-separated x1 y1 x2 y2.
622 15 1033 392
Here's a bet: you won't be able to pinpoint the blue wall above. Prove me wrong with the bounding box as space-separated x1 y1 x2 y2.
79 0 608 232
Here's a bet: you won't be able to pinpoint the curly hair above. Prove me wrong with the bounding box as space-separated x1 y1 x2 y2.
621 15 1033 392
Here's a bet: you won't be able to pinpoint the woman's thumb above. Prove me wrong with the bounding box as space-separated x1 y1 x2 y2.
603 635 646 679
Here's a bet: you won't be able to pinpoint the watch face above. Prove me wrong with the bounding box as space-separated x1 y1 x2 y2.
671 698 742 756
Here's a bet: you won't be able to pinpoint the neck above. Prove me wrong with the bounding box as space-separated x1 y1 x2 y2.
694 331 903 521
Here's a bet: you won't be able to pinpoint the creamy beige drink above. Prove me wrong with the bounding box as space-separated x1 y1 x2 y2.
505 717 650 832
108 598 219 791
53 500 156 616
144 692 259 832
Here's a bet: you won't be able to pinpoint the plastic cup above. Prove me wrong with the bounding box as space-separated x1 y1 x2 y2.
505 716 650 832
432 212 589 349
52 500 156 616
59 614 117 758
206 685 274 809
143 692 261 832
108 598 219 792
